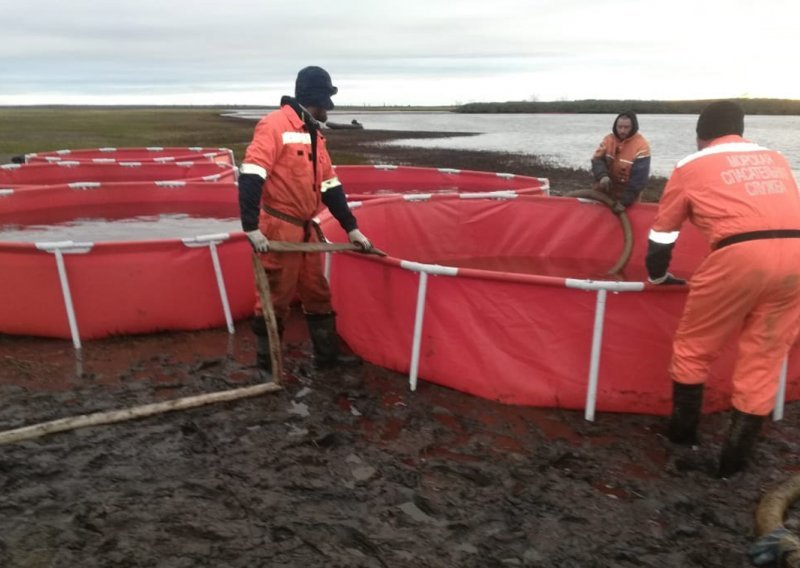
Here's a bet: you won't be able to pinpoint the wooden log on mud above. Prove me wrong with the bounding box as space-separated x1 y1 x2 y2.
0 241 381 446
0 382 282 446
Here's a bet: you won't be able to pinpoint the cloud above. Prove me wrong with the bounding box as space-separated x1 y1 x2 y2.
2 0 799 105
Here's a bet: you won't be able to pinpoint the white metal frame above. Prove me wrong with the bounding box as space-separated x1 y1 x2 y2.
182 233 236 334
35 241 94 349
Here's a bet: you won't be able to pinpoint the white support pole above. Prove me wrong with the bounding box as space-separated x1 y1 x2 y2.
208 242 234 334
183 233 234 334
409 271 430 392
773 356 789 421
584 289 608 422
53 248 82 350
36 241 93 351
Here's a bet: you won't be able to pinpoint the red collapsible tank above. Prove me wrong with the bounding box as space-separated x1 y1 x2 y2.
0 161 236 189
317 194 800 416
0 182 253 340
26 147 235 166
333 165 548 200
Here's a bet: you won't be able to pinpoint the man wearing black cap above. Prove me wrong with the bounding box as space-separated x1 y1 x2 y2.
646 100 800 477
238 66 372 376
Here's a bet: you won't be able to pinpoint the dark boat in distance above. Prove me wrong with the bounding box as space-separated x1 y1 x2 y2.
326 119 364 130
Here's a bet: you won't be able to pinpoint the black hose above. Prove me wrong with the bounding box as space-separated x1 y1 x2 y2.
566 189 634 275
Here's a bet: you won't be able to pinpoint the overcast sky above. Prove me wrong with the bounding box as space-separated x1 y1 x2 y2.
2 0 799 106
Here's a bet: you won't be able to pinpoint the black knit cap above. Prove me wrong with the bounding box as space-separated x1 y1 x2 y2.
295 66 338 110
696 100 744 140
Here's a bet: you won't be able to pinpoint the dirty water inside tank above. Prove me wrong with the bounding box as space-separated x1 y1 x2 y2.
0 214 241 242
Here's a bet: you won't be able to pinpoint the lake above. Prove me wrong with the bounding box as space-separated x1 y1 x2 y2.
225 110 800 178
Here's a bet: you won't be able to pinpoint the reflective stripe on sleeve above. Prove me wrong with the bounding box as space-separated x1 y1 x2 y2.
648 228 680 244
282 132 312 145
240 163 267 179
320 177 341 193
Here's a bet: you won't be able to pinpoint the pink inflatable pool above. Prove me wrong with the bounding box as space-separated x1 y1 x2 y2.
26 147 235 166
318 194 800 416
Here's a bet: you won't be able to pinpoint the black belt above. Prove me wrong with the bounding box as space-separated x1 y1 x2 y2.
262 204 324 243
714 230 800 250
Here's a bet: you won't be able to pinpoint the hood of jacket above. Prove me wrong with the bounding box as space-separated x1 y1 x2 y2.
612 111 639 140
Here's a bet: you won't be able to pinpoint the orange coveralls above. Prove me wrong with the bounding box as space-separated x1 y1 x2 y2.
242 105 340 321
649 135 800 415
591 132 651 203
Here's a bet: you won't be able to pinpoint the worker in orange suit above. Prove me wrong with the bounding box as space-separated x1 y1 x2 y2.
646 100 800 477
237 66 372 376
591 111 651 208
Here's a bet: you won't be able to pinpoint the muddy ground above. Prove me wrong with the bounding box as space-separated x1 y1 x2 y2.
0 131 798 568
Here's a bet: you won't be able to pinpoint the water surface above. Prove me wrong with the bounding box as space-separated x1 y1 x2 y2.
227 110 800 178
0 214 241 243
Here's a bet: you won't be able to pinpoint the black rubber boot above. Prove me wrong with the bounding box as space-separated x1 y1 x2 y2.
305 312 361 369
250 315 283 379
667 382 704 445
716 409 764 478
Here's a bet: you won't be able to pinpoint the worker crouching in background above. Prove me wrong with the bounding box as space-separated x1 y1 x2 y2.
238 66 373 377
591 111 651 208
646 101 800 477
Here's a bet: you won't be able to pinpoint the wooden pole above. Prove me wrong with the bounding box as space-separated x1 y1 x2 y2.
0 382 282 446
249 240 385 385
0 241 379 446
251 252 284 385
267 241 386 256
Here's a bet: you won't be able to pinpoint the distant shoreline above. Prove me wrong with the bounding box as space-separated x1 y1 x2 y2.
2 96 799 115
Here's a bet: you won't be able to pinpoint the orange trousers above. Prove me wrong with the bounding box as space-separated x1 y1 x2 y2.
254 215 332 322
671 239 800 415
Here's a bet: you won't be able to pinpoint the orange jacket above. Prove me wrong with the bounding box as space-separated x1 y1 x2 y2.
591 132 651 202
650 135 800 247
242 104 338 221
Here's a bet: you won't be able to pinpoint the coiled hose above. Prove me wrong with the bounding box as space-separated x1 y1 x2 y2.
751 474 800 566
567 189 634 275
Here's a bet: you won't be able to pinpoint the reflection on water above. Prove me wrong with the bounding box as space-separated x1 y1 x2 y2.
0 214 241 243
428 255 649 281
227 110 800 179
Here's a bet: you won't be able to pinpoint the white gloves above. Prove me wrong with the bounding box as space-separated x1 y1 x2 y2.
348 229 372 251
598 176 611 191
245 230 269 252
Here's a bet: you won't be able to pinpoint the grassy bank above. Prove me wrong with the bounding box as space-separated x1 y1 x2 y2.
0 107 256 165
